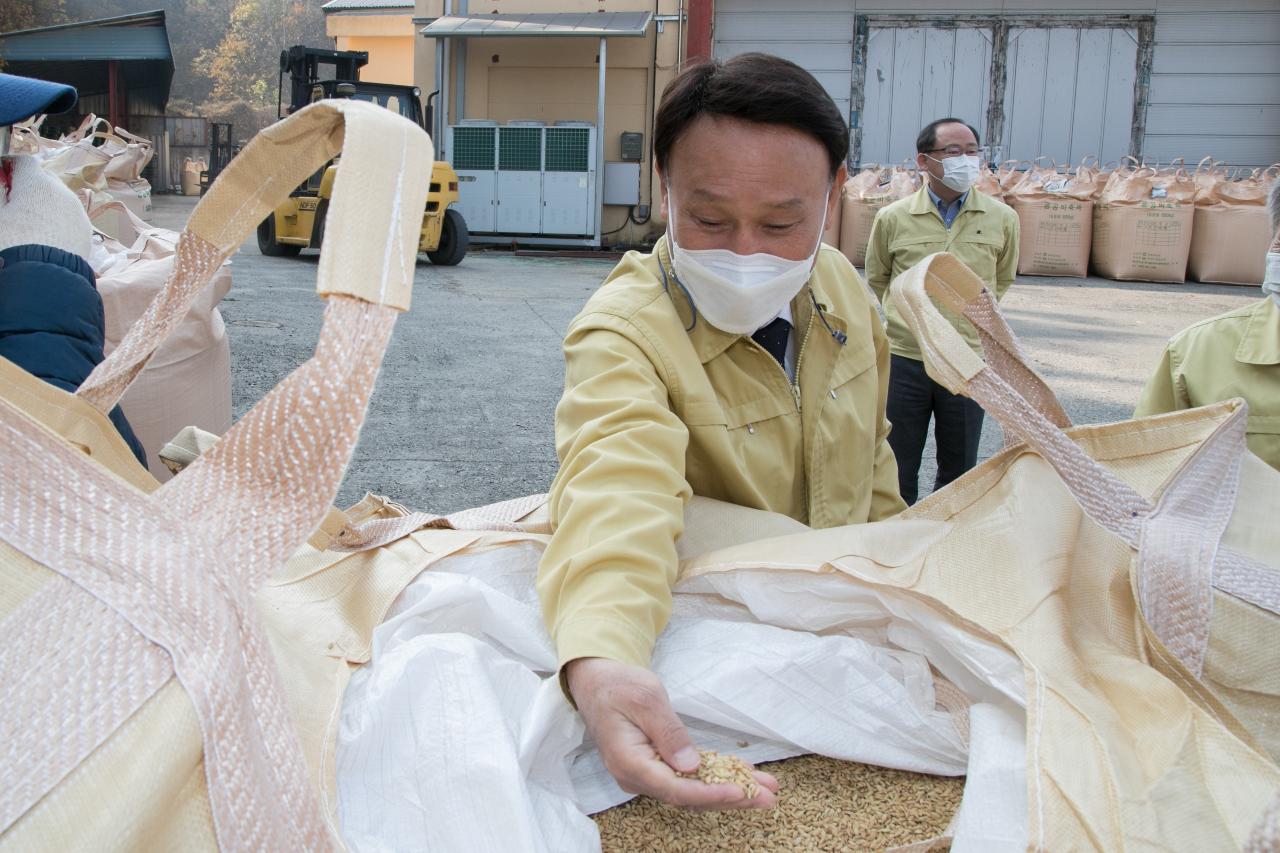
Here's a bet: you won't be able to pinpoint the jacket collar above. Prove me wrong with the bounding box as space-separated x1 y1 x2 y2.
1236 297 1280 366
655 236 847 365
907 183 992 219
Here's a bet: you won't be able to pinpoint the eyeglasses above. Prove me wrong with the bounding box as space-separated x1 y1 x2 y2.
925 146 981 157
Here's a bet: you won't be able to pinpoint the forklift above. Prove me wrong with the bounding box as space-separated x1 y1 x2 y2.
257 45 469 266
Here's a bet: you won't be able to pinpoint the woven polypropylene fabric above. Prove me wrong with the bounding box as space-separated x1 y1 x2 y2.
331 492 550 552
0 580 170 828
960 285 1071 431
1136 406 1243 676
2 100 428 850
76 235 228 414
913 258 1071 433
0 298 396 849
965 369 1149 545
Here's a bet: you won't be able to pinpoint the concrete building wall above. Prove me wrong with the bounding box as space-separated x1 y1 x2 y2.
713 0 1280 169
339 36 416 85
413 0 687 242
327 12 417 85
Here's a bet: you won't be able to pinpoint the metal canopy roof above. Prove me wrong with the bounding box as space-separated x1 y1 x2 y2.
421 12 652 39
0 11 172 62
0 11 173 113
323 0 413 12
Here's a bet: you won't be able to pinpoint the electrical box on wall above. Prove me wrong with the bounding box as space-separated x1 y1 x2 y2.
619 131 644 162
604 162 641 206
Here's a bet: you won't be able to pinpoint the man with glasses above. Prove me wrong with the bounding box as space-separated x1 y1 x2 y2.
864 117 1019 504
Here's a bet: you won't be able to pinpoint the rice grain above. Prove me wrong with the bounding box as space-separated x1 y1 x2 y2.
594 754 963 852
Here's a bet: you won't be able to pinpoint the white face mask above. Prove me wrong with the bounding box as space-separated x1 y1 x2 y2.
928 154 981 194
1263 251 1280 308
665 186 829 335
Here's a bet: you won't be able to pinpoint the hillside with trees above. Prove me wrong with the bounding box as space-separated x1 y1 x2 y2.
1 0 328 138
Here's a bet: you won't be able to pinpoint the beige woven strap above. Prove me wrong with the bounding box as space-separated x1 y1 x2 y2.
77 97 430 415
332 493 549 552
1135 406 1244 677
915 254 1071 432
0 581 170 830
0 399 329 847
1214 549 1280 615
1 100 432 848
890 253 1280 676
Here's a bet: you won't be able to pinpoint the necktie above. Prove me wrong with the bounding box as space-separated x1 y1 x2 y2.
751 316 790 369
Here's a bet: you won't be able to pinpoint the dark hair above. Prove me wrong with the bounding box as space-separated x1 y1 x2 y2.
916 118 981 153
653 53 848 178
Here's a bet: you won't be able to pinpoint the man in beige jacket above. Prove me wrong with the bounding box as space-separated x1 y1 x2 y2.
864 118 1019 505
1135 179 1280 470
538 53 905 810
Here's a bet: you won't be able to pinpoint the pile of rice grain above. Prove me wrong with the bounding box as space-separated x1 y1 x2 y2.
676 750 761 800
594 754 963 852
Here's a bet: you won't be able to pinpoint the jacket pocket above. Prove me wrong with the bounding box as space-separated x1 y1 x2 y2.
681 399 729 427
888 233 946 258
950 231 1005 279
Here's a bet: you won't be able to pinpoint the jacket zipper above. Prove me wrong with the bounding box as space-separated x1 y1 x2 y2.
750 312 811 412
791 310 816 412
794 310 816 522
746 309 815 521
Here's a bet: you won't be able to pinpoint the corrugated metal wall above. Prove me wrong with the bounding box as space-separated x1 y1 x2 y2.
861 27 992 166
713 0 1280 169
1146 11 1279 167
1001 26 1137 165
712 0 856 121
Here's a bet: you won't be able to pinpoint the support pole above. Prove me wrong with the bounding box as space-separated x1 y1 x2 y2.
435 39 445 150
435 0 453 158
849 15 869 169
686 0 713 64
456 0 467 120
595 36 607 248
1129 19 1155 162
108 60 122 129
985 21 1010 165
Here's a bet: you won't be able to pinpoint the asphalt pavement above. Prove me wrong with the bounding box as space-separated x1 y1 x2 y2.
152 194 1259 512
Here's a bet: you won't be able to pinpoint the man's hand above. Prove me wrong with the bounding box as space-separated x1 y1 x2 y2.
566 657 778 810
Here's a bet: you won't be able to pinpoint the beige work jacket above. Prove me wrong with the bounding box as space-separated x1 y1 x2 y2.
537 238 905 671
1135 297 1280 470
865 185 1020 361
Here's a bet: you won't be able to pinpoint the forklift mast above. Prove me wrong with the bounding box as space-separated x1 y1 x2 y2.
278 46 370 118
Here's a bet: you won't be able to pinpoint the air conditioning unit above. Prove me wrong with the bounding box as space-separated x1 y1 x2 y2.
543 125 595 236
497 123 544 234
447 121 498 233
446 121 597 238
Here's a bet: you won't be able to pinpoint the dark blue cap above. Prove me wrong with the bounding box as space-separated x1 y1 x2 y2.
0 72 77 126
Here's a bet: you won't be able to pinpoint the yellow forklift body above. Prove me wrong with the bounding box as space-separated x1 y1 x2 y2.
260 46 469 264
272 197 317 246
271 161 459 252
418 161 461 252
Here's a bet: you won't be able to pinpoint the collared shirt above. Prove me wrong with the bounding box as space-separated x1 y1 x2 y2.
1135 297 1280 470
926 185 969 229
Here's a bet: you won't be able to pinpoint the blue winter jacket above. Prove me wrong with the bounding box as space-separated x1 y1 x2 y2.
0 243 148 465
